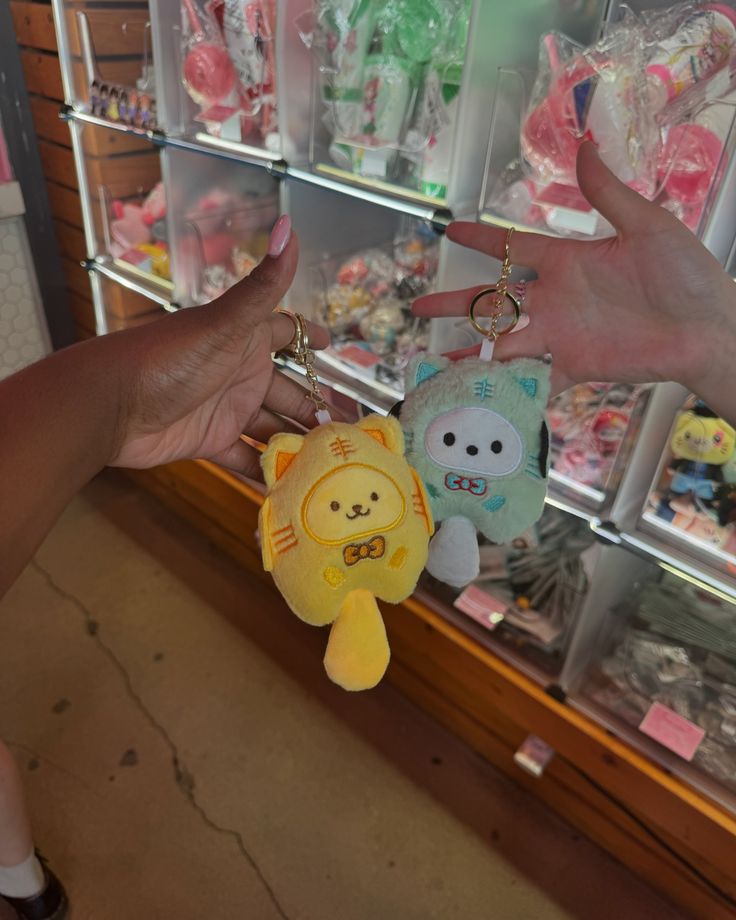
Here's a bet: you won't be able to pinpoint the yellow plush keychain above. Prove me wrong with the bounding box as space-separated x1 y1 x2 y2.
259 313 433 691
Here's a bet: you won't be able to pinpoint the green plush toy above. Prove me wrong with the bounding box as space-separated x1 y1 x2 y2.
400 354 551 588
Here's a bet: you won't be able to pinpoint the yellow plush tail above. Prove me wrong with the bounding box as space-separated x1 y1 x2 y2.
324 590 390 691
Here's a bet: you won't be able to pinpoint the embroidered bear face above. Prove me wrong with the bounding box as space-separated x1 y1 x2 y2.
399 354 551 544
303 464 406 545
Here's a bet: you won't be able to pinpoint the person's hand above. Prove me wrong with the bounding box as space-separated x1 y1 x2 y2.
106 217 333 479
414 143 736 400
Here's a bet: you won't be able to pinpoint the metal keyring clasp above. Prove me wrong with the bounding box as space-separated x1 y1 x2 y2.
469 287 521 340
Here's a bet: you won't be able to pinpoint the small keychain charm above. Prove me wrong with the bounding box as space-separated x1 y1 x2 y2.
259 311 433 690
400 229 551 589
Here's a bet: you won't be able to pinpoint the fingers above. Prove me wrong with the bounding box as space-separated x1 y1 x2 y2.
207 439 262 480
217 217 300 320
268 312 330 353
249 407 305 444
446 221 553 269
576 141 654 235
413 284 492 319
415 281 536 323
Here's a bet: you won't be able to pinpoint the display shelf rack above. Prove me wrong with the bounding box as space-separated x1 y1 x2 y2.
61 108 455 228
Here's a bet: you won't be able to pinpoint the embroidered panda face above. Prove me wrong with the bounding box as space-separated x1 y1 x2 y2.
424 407 524 477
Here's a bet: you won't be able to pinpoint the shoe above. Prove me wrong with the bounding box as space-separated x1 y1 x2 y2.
2 856 68 920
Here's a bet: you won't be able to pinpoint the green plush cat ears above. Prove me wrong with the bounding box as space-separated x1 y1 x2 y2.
405 354 549 408
408 355 450 390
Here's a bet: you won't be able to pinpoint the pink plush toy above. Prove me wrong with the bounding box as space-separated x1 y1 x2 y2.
110 201 151 251
141 181 167 226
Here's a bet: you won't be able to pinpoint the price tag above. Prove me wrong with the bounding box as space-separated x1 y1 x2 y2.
639 702 705 761
514 735 555 777
453 584 507 631
336 344 381 369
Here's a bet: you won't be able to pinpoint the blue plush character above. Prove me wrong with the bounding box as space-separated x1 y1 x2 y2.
400 354 551 587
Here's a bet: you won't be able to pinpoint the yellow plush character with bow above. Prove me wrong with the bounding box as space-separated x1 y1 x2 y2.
259 415 433 690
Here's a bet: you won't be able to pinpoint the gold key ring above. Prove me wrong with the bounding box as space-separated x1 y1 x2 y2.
276 309 329 414
469 288 521 340
468 226 519 342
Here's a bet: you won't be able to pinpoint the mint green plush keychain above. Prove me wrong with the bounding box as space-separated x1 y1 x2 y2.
400 228 551 587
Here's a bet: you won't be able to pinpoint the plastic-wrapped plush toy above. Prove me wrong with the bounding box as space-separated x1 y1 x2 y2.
259 315 433 690
401 353 551 588
491 2 736 238
657 402 736 520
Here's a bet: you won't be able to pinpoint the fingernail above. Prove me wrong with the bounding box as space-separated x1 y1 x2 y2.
268 215 291 258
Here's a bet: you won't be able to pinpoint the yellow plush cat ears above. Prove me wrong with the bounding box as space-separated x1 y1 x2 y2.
261 415 406 487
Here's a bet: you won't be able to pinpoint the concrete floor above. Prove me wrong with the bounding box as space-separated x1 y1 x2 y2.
0 472 687 920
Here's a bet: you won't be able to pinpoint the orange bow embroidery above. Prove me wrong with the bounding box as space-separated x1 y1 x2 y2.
343 536 386 566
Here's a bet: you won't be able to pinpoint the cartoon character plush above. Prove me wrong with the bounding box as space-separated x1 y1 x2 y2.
399 355 551 588
259 415 433 691
657 403 736 521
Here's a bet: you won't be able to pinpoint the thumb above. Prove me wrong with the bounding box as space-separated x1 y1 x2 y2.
217 216 299 320
576 141 655 234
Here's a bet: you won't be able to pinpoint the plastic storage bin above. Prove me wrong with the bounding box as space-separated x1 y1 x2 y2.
163 147 279 306
150 0 281 158
308 220 439 398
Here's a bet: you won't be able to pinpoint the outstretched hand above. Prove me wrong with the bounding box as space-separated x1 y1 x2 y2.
414 143 736 405
108 218 332 479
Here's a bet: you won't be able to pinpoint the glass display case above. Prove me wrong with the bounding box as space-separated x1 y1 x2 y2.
480 1 736 245
566 561 736 812
298 0 609 212
417 504 598 682
70 121 173 299
308 220 439 398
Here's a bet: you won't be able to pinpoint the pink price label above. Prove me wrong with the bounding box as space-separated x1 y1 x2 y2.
639 702 705 762
453 584 507 631
337 345 381 368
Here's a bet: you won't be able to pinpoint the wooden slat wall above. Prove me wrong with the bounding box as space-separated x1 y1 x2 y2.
11 0 163 339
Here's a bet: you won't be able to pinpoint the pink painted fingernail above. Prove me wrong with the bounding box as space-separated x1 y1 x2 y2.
268 215 291 258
